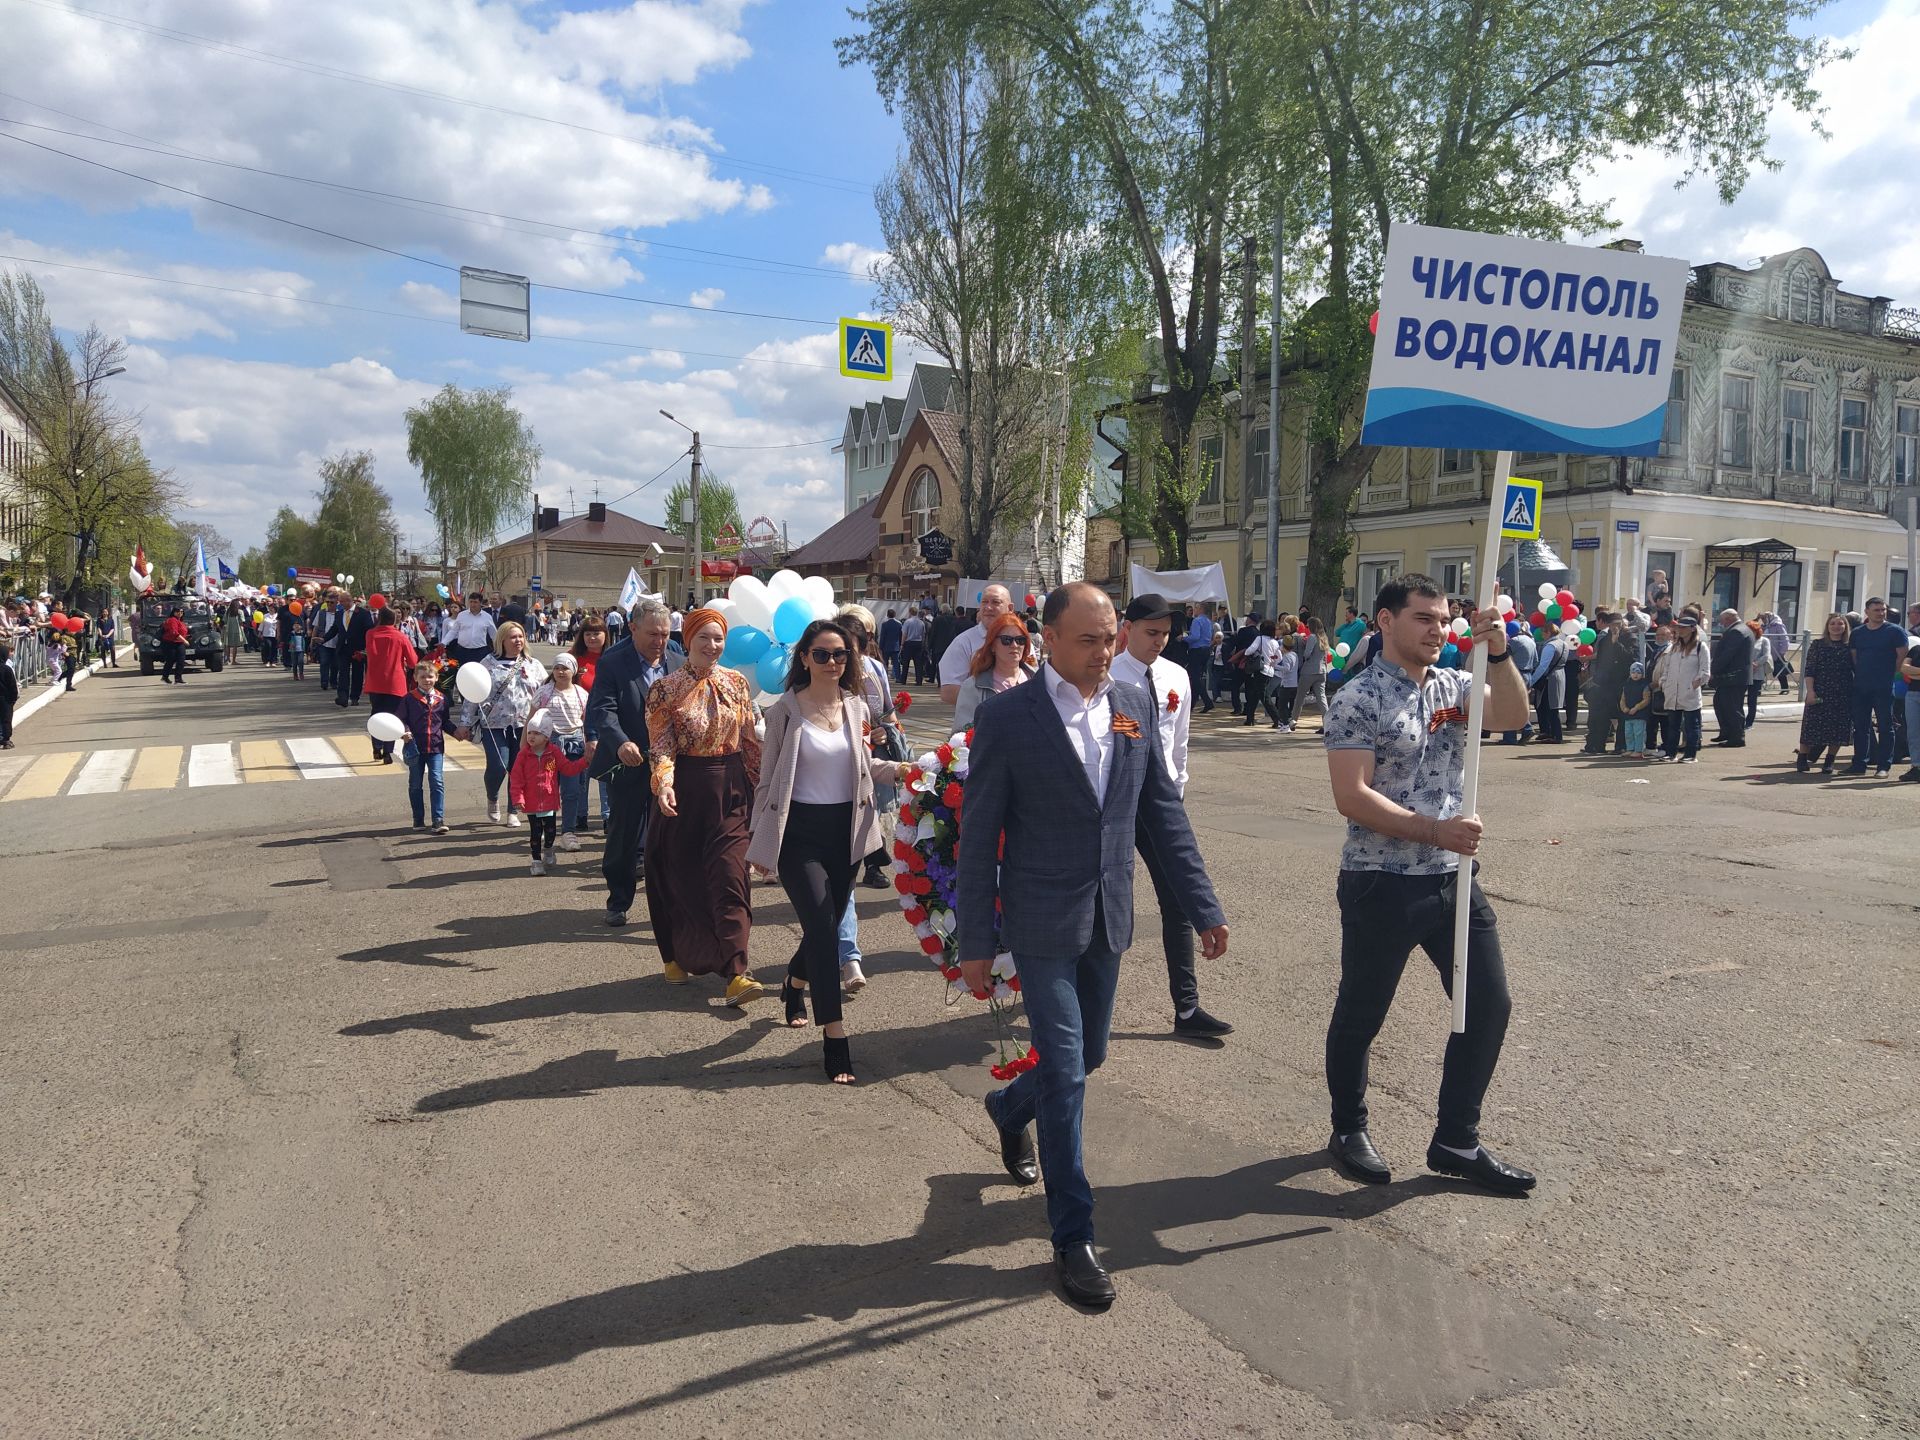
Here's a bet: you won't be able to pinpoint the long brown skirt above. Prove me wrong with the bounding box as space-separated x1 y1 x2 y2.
644 752 753 977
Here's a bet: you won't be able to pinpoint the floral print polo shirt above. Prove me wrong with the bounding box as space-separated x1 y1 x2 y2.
1323 657 1474 875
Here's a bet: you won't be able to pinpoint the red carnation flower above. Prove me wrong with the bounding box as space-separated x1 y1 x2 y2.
1007 976 1020 993
894 690 913 712
919 935 945 955
965 728 974 743
909 875 933 895
941 965 961 981
971 988 991 1001
942 781 964 809
936 743 955 766
903 905 928 925
894 874 914 894
989 1061 1015 1081
1167 689 1180 713
906 850 927 873
893 840 913 861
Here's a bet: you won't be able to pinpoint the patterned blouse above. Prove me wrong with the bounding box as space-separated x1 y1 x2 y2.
1324 657 1474 876
646 663 763 795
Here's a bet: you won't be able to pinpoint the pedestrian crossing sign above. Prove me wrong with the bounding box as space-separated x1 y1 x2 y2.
839 318 892 381
1499 476 1544 539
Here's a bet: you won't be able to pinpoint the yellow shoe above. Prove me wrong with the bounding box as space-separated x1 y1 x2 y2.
662 961 689 985
724 974 767 1007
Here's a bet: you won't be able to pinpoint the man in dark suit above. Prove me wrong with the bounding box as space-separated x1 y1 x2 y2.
587 597 683 927
1710 608 1752 747
958 582 1228 1308
336 598 372 707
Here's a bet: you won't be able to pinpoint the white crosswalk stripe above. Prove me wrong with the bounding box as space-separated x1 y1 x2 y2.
187 742 241 787
68 748 139 795
285 736 353 781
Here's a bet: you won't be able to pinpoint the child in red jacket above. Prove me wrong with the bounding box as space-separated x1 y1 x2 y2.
508 710 592 873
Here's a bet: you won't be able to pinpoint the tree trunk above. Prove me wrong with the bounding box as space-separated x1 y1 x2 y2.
1301 444 1379 621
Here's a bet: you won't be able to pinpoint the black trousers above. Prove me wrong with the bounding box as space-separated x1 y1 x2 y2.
1532 684 1563 742
1327 867 1512 1149
1711 681 1746 743
160 641 186 682
779 801 856 1028
335 653 365 705
1581 690 1620 753
0 698 12 743
368 692 403 759
527 813 558 859
901 641 930 684
1137 820 1198 1015
602 767 652 914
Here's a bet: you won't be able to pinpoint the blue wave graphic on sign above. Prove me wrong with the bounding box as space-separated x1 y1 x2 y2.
1361 388 1665 456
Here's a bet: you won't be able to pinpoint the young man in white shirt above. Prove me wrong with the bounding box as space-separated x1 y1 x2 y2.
1111 593 1233 1039
939 583 1015 703
445 591 499 665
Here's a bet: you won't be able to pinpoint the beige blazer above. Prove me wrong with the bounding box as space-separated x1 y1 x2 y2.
746 690 888 872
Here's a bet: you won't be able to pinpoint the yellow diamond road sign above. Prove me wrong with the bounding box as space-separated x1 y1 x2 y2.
839 318 892 381
1499 476 1544 540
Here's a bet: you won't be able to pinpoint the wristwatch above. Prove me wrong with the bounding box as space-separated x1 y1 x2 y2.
1486 647 1514 665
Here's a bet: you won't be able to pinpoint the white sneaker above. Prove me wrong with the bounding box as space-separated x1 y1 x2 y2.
557 832 581 852
530 859 545 875
486 800 501 822
842 959 868 993
506 811 523 827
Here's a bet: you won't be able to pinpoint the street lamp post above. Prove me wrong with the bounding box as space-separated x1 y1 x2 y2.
660 410 702 603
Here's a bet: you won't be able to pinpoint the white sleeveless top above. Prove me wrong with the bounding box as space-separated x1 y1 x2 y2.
792 718 856 804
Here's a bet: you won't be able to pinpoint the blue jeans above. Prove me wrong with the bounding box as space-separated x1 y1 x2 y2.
405 746 444 825
987 937 1122 1248
480 726 522 803
837 891 861 966
1851 690 1895 770
557 734 588 832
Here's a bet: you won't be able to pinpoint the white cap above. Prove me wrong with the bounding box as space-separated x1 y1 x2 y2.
550 652 578 670
526 709 556 736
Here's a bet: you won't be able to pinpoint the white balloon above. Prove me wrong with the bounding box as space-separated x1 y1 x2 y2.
812 596 838 622
728 575 773 631
767 568 804 602
1559 619 1582 638
336 572 346 583
1450 617 1472 636
707 596 736 623
455 661 493 703
1334 641 1352 657
1494 594 1514 615
345 575 355 586
802 574 836 613
1537 581 1557 600
367 712 407 743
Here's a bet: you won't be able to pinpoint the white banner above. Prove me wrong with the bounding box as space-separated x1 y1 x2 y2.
1129 562 1228 604
1362 223 1687 456
618 567 643 612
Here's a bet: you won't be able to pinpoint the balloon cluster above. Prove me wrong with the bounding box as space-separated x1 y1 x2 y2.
1525 582 1594 658
708 569 842 703
48 612 84 634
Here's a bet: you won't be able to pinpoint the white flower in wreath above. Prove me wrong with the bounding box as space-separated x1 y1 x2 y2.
914 814 939 844
929 909 955 937
989 954 1015 980
992 982 1014 1002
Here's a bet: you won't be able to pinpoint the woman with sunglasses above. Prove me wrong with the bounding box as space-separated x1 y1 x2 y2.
952 611 1036 732
747 619 905 1083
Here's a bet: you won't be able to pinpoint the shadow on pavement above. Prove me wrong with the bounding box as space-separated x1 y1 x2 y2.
337 909 636 970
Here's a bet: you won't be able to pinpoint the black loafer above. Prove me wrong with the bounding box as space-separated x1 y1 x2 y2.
985 1091 1037 1184
1329 1129 1390 1185
1425 1141 1536 1195
1173 1007 1234 1038
1054 1242 1115 1307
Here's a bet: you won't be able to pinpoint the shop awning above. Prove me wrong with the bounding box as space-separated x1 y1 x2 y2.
1706 538 1798 568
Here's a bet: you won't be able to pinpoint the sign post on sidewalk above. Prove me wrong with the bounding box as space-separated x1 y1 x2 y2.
1363 224 1686 1032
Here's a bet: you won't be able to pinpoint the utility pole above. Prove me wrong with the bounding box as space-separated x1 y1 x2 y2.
1237 234 1257 617
690 430 703 603
1265 207 1283 617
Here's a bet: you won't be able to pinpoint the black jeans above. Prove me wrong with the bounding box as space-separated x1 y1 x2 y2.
1851 690 1895 770
1711 681 1746 744
368 692 403 759
1744 680 1764 727
1327 867 1511 1149
901 641 930 684
779 801 856 1028
1186 650 1214 709
1136 820 1198 1016
335 653 365 705
602 767 652 914
1532 684 1562 742
160 641 186 682
1581 691 1620 753
528 812 557 859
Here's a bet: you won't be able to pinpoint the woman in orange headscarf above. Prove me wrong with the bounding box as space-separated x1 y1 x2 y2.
644 607 767 1006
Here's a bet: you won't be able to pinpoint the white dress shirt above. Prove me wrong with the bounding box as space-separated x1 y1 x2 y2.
446 608 498 650
1043 662 1114 802
939 623 988 686
1110 648 1189 794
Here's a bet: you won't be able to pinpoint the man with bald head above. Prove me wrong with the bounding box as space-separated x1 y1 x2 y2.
958 581 1229 1308
940 582 1016 703
1709 607 1752 748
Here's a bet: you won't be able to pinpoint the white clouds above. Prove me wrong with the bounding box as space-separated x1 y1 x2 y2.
0 0 769 286
820 241 888 281
688 287 726 308
1586 0 1920 300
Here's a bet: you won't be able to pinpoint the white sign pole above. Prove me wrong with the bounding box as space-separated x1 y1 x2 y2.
1452 449 1514 1034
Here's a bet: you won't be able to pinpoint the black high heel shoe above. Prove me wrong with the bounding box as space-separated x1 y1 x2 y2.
783 977 809 1028
822 1034 855 1084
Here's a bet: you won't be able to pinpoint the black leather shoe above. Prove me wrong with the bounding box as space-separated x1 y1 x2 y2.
604 908 628 927
1329 1130 1390 1185
1054 1243 1115 1307
1173 1007 1234 1038
985 1092 1037 1184
1425 1141 1536 1195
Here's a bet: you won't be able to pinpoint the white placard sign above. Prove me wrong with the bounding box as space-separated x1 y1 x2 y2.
1361 224 1688 456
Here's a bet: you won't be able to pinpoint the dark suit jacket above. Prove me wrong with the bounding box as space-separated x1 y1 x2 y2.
584 637 683 780
1712 625 1753 686
344 607 374 657
957 671 1224 962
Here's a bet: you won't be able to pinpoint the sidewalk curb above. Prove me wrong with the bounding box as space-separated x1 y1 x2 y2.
12 645 136 731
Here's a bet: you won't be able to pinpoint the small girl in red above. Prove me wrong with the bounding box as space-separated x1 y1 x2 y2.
508 711 592 873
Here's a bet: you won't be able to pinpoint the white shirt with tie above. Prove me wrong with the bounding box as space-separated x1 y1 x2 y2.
1042 662 1114 803
1109 648 1190 796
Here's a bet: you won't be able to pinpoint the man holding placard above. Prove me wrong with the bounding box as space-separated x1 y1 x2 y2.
1322 575 1534 1192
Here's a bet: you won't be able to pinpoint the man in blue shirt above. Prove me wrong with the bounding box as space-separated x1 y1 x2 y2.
1183 603 1216 712
1847 597 1908 776
879 608 902 679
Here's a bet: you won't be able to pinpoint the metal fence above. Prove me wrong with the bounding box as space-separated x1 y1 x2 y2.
8 629 52 686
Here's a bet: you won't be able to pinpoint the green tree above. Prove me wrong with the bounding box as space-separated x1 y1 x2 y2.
404 383 541 575
260 505 318 583
663 473 743 556
1264 0 1837 619
308 451 398 592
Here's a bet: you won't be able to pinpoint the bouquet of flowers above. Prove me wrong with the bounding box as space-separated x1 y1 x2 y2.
891 728 1036 1080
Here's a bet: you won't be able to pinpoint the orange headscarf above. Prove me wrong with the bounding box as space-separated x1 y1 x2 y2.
684 607 728 645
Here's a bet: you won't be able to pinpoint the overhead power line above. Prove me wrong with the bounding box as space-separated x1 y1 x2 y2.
0 100 859 280
3 0 873 196
0 130 842 326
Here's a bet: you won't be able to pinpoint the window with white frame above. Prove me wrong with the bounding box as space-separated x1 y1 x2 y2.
1198 434 1224 505
1660 365 1689 458
1891 567 1909 618
1898 404 1920 488
906 468 941 538
1787 268 1817 325
860 442 870 468
1781 385 1810 473
1440 448 1474 475
1357 558 1400 611
1775 560 1802 636
1429 553 1472 597
1720 374 1753 468
1840 397 1868 482
1835 562 1859 615
1249 425 1270 498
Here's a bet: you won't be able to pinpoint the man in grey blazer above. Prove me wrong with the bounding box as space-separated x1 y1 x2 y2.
587 597 683 926
958 582 1228 1307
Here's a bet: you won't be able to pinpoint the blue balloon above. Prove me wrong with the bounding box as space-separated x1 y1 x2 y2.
723 624 771 667
756 643 791 694
772 595 814 645
1505 620 1522 637
286 566 298 578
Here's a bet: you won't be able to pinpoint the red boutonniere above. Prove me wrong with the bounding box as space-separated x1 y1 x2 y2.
1166 689 1180 713
1111 714 1142 740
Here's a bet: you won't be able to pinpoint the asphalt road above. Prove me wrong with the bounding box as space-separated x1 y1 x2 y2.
2 654 1914 1439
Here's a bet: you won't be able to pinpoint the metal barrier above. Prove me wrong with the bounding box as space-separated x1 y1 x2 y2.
8 629 51 686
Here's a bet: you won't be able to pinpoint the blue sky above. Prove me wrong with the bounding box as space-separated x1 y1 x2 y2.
3 0 1915 556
